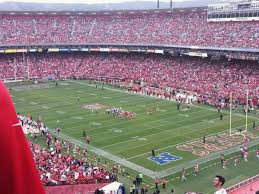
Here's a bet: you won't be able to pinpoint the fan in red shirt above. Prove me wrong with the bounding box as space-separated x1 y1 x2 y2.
0 81 45 194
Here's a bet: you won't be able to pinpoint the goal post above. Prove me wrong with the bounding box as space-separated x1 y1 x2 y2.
245 89 249 132
229 89 249 136
229 92 232 136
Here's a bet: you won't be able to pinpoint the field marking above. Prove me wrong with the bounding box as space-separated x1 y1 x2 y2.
61 107 195 138
15 89 164 126
71 116 84 120
15 81 258 174
29 101 38 105
32 98 232 153
43 107 184 137
22 82 216 134
111 117 244 155
153 149 258 188
47 95 206 136
49 124 259 180
66 80 258 129
56 110 66 114
156 137 259 178
68 80 259 120
41 105 50 109
90 108 210 138
65 81 258 148
88 109 209 140
18 98 25 101
14 80 259 180
15 82 258 153
28 87 169 127
99 108 204 129
108 128 123 133
157 109 167 112
16 97 77 112
59 83 69 86
148 152 183 166
32 98 168 131
100 112 216 148
126 121 257 160
178 113 189 117
20 94 244 141
138 137 147 141
90 121 102 126
49 130 157 178
100 113 228 149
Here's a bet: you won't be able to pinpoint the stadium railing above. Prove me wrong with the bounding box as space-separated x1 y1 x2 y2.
226 174 259 193
45 183 108 194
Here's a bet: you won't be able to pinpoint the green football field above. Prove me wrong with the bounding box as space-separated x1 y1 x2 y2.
9 80 259 174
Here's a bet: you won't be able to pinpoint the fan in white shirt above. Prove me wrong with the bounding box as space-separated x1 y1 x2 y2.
213 175 227 194
214 188 227 194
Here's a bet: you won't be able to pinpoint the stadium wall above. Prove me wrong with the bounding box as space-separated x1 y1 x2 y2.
45 183 108 194
227 174 259 194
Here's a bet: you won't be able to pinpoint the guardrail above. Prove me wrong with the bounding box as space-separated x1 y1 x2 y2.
227 174 259 193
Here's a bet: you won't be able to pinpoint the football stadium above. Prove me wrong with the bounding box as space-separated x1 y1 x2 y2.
0 0 259 194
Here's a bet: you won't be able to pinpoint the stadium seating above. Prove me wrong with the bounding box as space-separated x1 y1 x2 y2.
1 53 258 107
17 114 113 187
1 9 258 193
0 11 258 48
30 142 112 186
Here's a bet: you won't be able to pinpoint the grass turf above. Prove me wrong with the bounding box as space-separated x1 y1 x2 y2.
10 80 258 173
10 80 259 194
28 133 259 194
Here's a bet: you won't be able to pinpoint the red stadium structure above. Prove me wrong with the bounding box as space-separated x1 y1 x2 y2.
227 174 259 194
0 1 259 193
45 183 108 194
0 9 258 48
0 53 258 108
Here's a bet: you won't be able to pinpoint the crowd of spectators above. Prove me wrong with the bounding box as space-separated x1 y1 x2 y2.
30 142 112 186
0 11 258 48
18 114 113 186
2 53 258 108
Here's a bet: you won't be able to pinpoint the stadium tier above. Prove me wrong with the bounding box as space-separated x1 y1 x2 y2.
1 2 259 193
0 11 258 48
1 53 258 107
30 141 112 186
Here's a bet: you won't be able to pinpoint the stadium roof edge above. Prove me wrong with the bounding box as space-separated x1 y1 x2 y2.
0 7 207 16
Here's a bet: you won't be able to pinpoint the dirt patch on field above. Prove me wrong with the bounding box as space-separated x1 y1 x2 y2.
82 103 108 110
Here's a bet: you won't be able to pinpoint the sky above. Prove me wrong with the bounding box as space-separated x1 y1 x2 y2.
0 0 189 4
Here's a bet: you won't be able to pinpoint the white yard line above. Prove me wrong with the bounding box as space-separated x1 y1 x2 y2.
68 80 259 120
126 121 258 160
100 110 218 149
94 109 209 140
112 117 244 154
